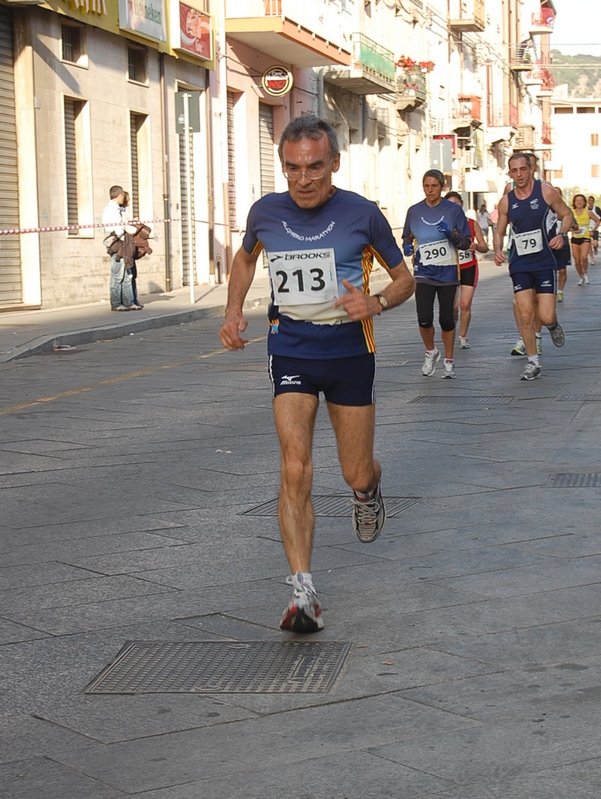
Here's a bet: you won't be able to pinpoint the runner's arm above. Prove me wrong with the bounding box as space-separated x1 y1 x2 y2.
493 197 509 264
219 246 261 350
334 260 415 321
471 222 488 254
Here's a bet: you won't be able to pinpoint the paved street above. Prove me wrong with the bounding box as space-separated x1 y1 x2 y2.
2 257 601 798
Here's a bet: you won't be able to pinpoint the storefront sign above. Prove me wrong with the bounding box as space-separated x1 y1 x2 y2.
262 65 293 97
118 0 166 42
178 4 212 60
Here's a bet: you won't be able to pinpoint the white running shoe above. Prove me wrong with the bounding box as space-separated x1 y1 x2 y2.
441 359 456 379
459 336 471 349
578 277 584 286
584 273 590 284
511 338 526 356
280 574 324 633
421 347 441 376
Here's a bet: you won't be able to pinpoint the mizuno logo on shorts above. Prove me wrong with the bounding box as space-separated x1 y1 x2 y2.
280 374 301 385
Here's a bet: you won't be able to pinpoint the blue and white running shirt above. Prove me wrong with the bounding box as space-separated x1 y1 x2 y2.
242 188 403 358
507 180 556 274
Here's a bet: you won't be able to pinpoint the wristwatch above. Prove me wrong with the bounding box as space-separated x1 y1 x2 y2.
375 294 389 312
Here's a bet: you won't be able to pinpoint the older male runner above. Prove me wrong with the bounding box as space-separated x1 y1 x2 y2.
219 115 414 633
494 153 572 380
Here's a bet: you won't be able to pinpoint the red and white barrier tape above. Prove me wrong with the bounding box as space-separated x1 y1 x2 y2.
0 217 229 236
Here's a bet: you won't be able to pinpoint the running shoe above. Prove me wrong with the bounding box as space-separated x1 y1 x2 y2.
280 573 323 633
421 347 441 376
511 338 526 356
557 291 563 302
548 322 565 347
578 277 584 286
536 335 542 355
520 362 541 381
352 481 386 543
584 273 590 284
441 359 456 379
458 336 471 349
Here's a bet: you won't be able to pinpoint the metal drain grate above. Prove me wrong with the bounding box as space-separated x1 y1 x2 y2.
243 495 420 517
85 641 351 694
547 473 601 488
409 395 514 406
556 395 601 402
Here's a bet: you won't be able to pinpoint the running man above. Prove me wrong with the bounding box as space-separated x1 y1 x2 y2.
494 153 572 380
219 115 415 633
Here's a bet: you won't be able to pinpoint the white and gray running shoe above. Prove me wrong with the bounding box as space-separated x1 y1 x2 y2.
421 347 441 376
520 362 541 381
441 360 456 379
459 336 471 349
584 273 590 284
352 481 386 543
280 574 323 633
548 322 565 347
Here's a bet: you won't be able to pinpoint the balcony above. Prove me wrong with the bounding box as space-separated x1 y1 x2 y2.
452 94 482 128
448 0 485 33
396 68 427 111
540 122 553 148
225 0 352 69
530 8 555 36
324 33 395 94
509 44 534 72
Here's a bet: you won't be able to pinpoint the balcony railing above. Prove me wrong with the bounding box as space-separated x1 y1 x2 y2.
488 104 518 129
396 68 427 110
225 0 351 57
448 0 485 33
509 44 534 71
324 33 395 94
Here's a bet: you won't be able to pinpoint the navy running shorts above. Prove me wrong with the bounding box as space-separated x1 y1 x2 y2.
511 269 557 294
269 353 376 406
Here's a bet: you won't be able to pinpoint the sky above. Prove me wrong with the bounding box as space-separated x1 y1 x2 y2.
550 0 601 57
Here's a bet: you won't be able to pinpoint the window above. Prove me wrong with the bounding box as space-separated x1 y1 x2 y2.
552 168 563 179
592 133 599 146
61 24 86 66
63 97 93 237
553 107 573 114
128 46 147 83
593 165 600 178
577 107 595 114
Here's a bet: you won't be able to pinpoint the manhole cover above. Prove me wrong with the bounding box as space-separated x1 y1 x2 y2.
243 495 420 517
85 641 351 694
409 395 514 405
547 473 601 488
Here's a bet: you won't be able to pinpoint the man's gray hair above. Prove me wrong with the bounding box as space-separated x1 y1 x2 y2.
278 115 340 160
109 185 124 199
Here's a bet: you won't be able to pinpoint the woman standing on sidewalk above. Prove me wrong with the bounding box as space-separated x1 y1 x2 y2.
445 191 488 349
571 194 598 285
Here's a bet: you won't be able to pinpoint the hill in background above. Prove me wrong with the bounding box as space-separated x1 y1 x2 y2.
549 51 601 97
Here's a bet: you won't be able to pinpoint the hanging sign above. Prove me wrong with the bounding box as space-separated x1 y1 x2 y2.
261 65 293 97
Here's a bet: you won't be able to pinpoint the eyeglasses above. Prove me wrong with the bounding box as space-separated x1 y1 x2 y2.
282 158 333 181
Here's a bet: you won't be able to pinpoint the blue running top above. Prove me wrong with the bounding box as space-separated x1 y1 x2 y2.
507 180 556 274
242 188 403 358
402 198 470 284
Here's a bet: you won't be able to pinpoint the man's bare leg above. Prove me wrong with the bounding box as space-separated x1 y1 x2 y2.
273 393 319 574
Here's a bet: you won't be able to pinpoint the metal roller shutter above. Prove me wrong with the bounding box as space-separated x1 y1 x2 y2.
0 7 21 305
64 98 78 234
259 103 275 197
226 92 236 227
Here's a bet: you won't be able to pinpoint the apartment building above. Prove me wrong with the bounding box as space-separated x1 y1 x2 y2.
0 0 559 311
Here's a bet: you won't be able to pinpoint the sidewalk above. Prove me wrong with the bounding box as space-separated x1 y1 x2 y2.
0 265 397 363
0 275 272 363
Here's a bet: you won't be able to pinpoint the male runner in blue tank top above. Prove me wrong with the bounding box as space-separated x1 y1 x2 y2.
219 115 415 633
494 152 572 380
